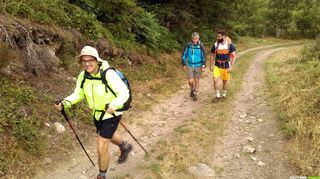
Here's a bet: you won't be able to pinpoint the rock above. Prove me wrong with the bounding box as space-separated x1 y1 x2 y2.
243 146 256 154
43 157 52 164
240 113 247 119
131 151 136 156
54 122 66 133
250 155 257 161
147 93 152 97
247 137 254 142
189 163 215 177
235 153 240 158
44 122 51 127
78 175 87 179
257 118 263 122
245 120 252 124
257 161 266 166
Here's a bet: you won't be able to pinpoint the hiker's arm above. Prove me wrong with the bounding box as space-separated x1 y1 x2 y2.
229 44 237 67
62 72 85 108
210 44 216 70
106 70 130 110
201 44 206 67
230 52 236 66
181 46 188 66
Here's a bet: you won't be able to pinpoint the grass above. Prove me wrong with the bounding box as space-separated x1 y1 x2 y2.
0 77 47 176
265 41 320 175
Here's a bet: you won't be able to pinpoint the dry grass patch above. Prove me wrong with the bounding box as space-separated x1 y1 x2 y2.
265 43 320 175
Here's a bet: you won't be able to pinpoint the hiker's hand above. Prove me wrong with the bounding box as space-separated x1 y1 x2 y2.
106 106 115 114
54 102 63 111
201 66 205 71
210 66 213 72
183 66 187 71
228 66 232 72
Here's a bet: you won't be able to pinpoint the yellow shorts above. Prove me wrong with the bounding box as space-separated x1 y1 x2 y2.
213 66 230 80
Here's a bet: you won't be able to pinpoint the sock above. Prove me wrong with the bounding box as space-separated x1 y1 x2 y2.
216 90 220 97
119 141 127 150
99 170 107 176
223 90 227 96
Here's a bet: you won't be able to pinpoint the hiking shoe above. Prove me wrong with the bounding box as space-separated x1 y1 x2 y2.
190 89 195 97
192 95 198 101
97 174 106 179
118 142 133 164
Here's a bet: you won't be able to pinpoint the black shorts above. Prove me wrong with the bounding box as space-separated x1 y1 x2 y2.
94 115 121 139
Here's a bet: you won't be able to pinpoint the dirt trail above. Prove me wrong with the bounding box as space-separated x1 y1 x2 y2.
34 44 296 179
211 48 295 178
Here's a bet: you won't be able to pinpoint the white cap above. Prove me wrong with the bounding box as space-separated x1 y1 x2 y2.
76 46 103 62
192 32 200 38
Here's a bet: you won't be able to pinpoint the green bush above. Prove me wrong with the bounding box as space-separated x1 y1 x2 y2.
3 0 112 40
0 78 47 174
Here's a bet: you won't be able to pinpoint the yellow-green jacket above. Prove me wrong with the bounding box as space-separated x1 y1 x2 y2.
62 61 129 120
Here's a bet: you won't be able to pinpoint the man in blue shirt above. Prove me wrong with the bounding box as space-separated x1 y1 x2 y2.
182 32 206 101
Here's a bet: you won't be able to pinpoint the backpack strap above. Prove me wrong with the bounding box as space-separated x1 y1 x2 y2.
101 67 117 97
80 69 103 88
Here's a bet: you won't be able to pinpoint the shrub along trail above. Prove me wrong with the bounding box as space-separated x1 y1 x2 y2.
34 44 299 179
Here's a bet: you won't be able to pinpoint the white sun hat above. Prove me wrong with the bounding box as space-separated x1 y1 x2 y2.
76 46 103 62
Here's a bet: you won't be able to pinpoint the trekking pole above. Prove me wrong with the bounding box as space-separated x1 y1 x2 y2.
118 118 149 155
55 100 95 166
106 106 148 154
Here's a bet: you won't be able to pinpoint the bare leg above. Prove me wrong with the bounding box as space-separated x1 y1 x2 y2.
194 78 200 92
222 80 228 97
188 79 195 90
110 133 123 146
223 80 228 91
97 136 111 172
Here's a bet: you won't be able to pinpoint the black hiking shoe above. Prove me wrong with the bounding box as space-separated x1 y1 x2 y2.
193 95 198 101
192 92 198 101
97 174 106 179
118 142 133 164
190 89 195 97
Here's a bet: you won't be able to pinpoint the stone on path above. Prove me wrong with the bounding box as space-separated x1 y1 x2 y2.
243 145 256 154
246 137 254 142
54 122 65 133
257 161 266 166
250 155 257 161
189 163 215 177
240 113 247 119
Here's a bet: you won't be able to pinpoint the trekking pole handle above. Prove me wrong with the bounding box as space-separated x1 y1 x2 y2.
54 98 63 105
